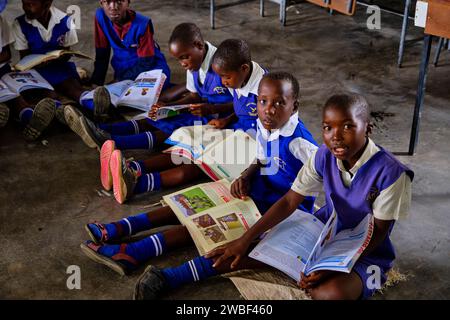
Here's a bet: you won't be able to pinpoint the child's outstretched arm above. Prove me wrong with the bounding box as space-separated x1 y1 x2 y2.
189 102 233 117
230 161 262 200
361 218 393 258
206 189 305 268
208 113 237 129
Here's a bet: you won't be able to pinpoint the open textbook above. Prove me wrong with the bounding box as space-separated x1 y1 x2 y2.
14 50 92 71
150 104 191 121
163 180 262 255
80 69 166 116
0 70 54 103
163 125 257 181
249 206 374 282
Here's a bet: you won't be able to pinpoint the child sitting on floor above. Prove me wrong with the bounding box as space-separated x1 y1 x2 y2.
133 93 414 300
0 0 57 140
79 71 318 277
88 0 176 116
95 38 267 204
91 0 171 88
12 0 110 126
65 23 234 152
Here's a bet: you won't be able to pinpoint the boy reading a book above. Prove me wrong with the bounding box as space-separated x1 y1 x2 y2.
77 38 268 204
0 1 58 140
65 24 236 152
134 93 413 300
79 72 318 279
12 0 110 122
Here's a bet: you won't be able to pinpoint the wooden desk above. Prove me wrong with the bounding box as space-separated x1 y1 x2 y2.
409 0 450 155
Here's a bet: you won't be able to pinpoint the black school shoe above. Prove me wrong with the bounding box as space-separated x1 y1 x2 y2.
23 98 56 141
133 265 168 300
93 86 111 121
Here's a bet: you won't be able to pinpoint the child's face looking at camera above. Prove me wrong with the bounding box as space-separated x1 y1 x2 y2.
100 0 129 24
257 78 297 131
212 63 249 89
322 104 370 169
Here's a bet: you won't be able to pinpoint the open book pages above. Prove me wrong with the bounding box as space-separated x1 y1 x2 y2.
249 208 374 282
0 70 54 102
0 80 19 102
14 50 92 71
80 69 166 113
164 125 256 181
165 125 235 159
163 179 262 255
150 104 191 121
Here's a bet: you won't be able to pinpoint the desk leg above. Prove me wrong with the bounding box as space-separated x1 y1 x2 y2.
433 37 444 67
281 0 286 26
409 34 433 155
211 0 215 29
398 0 411 68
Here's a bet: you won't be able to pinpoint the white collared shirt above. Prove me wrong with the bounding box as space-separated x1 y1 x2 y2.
0 15 13 68
291 138 412 220
12 6 78 51
256 113 317 165
186 41 217 93
232 61 265 98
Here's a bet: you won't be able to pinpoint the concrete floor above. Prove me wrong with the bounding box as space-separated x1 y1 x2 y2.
1 0 449 300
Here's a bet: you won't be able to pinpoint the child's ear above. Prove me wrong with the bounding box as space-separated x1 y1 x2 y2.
193 40 204 51
241 63 250 74
293 100 299 112
366 122 373 137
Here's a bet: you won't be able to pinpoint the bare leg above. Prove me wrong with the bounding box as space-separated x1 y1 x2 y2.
307 271 363 300
140 153 182 172
144 206 181 227
160 164 206 188
54 77 85 102
161 225 194 250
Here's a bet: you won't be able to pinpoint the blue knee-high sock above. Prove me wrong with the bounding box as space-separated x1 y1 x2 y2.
161 256 218 289
79 91 94 111
112 131 155 150
90 212 153 240
134 172 162 194
129 160 148 176
98 232 166 264
99 120 140 135
18 108 33 125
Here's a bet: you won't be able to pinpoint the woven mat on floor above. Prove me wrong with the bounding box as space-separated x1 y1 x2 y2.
223 268 408 300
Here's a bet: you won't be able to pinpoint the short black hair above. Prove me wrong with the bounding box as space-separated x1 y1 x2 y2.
212 39 251 72
169 23 204 47
324 93 370 122
261 72 300 101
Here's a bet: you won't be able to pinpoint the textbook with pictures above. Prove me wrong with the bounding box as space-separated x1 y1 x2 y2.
163 125 257 181
81 69 166 116
0 70 54 103
249 203 374 282
163 180 262 255
14 50 92 71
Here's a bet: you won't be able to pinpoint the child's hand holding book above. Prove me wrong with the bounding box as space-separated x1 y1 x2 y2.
231 176 251 200
149 101 166 118
208 117 230 129
299 270 334 290
189 103 215 117
205 236 252 269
